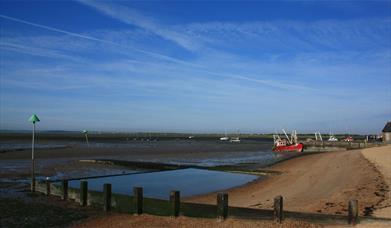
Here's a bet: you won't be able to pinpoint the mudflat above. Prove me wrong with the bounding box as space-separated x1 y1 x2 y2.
0 139 272 160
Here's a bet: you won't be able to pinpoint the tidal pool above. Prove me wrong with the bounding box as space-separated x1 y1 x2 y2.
68 168 259 199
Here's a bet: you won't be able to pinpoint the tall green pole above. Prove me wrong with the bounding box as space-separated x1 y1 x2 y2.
29 114 40 192
31 122 35 192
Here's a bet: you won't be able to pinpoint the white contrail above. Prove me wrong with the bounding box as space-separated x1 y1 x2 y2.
0 14 115 45
0 14 196 66
0 14 312 91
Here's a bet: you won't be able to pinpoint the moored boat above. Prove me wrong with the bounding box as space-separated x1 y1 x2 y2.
272 129 304 152
229 137 240 143
328 135 338 141
220 130 229 141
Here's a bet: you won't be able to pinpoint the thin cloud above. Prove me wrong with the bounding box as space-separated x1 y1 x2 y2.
78 0 200 51
0 14 196 67
180 18 391 53
0 41 87 62
0 14 313 91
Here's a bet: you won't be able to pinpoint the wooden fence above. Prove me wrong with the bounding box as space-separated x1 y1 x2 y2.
303 141 383 150
34 180 391 226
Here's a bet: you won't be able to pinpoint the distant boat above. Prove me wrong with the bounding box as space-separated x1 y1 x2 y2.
230 137 240 143
220 130 229 141
328 135 338 141
229 130 241 143
344 136 354 142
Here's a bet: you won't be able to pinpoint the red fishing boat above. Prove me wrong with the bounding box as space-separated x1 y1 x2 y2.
272 129 304 152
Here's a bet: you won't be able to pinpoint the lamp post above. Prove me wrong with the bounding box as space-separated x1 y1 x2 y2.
82 130 89 147
29 114 40 192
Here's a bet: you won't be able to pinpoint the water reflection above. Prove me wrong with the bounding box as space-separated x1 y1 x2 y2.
69 168 259 199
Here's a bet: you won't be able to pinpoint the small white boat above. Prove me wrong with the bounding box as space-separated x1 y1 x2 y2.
220 130 229 141
328 135 338 141
230 137 240 143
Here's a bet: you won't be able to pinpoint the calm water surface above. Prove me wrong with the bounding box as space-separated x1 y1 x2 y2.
68 168 259 199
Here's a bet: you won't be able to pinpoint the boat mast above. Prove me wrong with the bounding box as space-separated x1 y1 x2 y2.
282 129 292 144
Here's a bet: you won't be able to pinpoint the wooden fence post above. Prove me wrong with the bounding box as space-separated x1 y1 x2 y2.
170 191 180 217
217 192 228 220
348 200 358 225
274 195 283 223
103 183 112 212
134 187 143 215
62 180 68 200
80 181 88 207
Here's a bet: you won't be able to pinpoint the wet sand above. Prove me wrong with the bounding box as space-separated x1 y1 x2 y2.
0 140 276 179
0 140 274 167
0 139 272 160
185 147 390 217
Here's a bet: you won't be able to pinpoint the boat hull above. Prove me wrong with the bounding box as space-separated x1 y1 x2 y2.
273 143 304 152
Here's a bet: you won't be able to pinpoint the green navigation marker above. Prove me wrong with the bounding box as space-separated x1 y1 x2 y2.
29 114 40 192
29 114 40 124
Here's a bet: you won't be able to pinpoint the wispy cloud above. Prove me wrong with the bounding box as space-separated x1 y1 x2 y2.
0 41 87 62
0 14 117 45
0 16 315 91
78 0 200 51
179 18 391 54
0 14 198 67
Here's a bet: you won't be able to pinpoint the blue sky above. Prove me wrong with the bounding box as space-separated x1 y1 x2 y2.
0 0 390 134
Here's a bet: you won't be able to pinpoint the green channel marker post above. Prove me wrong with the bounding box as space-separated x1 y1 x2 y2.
28 114 40 192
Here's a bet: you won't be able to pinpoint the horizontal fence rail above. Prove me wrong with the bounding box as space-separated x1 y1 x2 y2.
35 180 391 225
302 141 383 149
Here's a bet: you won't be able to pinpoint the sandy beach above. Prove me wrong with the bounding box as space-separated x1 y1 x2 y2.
186 146 390 217
361 145 391 218
71 214 322 228
67 145 391 227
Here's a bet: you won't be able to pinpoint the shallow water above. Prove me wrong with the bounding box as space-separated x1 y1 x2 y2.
68 168 259 199
165 151 278 167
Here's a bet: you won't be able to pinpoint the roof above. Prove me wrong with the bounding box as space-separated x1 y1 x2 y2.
383 122 391 132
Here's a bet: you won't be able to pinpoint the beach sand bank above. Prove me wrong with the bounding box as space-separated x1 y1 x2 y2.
71 146 390 227
71 214 322 228
361 145 391 218
186 147 390 217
